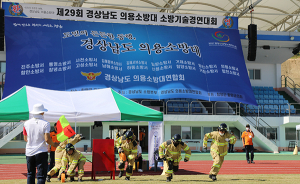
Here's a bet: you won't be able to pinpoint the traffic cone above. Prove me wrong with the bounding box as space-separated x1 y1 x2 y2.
293 146 298 155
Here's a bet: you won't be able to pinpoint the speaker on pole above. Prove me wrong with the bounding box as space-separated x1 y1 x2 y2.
0 9 4 51
247 24 257 61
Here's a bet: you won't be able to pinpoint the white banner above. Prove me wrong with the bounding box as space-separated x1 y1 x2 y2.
3 2 238 29
148 121 164 168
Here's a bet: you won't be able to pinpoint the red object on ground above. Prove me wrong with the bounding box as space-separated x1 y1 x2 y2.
92 139 115 180
1 160 300 180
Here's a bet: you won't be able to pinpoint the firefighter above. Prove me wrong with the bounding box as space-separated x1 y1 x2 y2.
115 131 138 181
203 123 237 181
46 134 82 182
60 143 86 182
159 134 191 182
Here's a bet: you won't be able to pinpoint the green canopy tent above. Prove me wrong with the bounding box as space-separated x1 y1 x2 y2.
0 86 163 123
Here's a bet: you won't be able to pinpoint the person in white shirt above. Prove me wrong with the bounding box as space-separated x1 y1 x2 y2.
23 104 59 184
136 140 143 172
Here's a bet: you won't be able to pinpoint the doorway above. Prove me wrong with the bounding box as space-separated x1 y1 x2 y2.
109 125 148 152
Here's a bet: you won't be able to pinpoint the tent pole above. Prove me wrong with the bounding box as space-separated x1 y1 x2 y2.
138 122 140 141
75 119 77 149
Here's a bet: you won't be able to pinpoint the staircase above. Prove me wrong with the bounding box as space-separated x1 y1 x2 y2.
235 116 278 153
0 122 24 148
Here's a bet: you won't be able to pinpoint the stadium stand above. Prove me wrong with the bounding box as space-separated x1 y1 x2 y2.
243 86 297 116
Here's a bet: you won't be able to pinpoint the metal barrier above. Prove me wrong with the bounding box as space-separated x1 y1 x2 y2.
281 75 300 98
214 101 238 115
141 100 164 113
0 122 19 139
190 101 212 115
258 118 277 143
166 100 189 115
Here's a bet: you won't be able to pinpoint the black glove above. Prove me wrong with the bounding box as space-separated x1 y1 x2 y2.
184 158 188 162
161 157 167 161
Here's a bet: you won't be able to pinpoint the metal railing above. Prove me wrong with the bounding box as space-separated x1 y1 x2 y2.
141 100 164 113
190 101 213 115
258 118 277 143
165 100 237 115
166 100 189 115
242 112 276 144
241 103 299 117
215 101 238 115
0 122 19 139
281 75 300 98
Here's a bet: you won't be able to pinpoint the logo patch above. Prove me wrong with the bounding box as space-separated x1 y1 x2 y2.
9 3 23 16
81 72 102 81
212 31 230 42
222 17 234 28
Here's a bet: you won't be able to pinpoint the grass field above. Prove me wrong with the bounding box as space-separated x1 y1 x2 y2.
1 174 299 184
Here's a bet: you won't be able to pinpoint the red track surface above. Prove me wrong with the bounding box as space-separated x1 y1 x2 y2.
1 160 300 180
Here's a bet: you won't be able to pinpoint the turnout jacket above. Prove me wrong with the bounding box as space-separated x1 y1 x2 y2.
54 134 82 165
115 135 138 160
203 131 237 157
61 150 86 174
159 140 191 162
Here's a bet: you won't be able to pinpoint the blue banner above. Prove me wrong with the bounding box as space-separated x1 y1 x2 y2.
4 17 256 105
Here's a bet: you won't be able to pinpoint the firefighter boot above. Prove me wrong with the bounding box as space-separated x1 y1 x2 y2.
118 171 124 178
166 177 172 182
125 177 130 181
46 175 51 182
69 177 75 182
78 178 83 182
211 175 217 181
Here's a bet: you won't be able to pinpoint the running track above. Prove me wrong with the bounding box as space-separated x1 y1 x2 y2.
1 160 300 180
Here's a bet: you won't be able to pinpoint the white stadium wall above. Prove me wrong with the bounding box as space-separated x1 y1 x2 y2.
245 63 279 88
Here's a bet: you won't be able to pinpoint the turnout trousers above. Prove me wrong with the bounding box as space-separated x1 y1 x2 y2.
210 152 224 176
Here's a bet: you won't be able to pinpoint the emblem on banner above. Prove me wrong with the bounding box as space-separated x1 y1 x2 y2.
81 71 102 81
212 31 230 42
8 3 23 16
222 17 234 28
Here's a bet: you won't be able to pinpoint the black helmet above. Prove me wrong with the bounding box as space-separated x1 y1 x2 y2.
125 131 133 139
65 143 75 153
218 123 228 131
172 134 182 142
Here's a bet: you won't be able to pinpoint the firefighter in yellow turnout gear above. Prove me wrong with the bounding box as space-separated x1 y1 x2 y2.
203 123 237 181
159 134 191 182
115 131 138 181
46 134 82 182
60 143 86 182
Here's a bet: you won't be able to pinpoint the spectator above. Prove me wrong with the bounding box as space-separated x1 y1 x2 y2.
136 140 143 172
23 104 59 184
241 124 255 164
48 123 60 172
228 131 235 153
139 129 146 150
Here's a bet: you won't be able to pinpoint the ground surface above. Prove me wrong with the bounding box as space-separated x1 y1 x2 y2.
1 152 300 183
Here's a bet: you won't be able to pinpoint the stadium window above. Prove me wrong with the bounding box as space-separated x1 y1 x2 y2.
191 127 201 139
182 126 191 139
285 127 298 140
248 69 261 80
79 127 90 140
171 126 181 137
0 62 5 73
267 128 277 139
